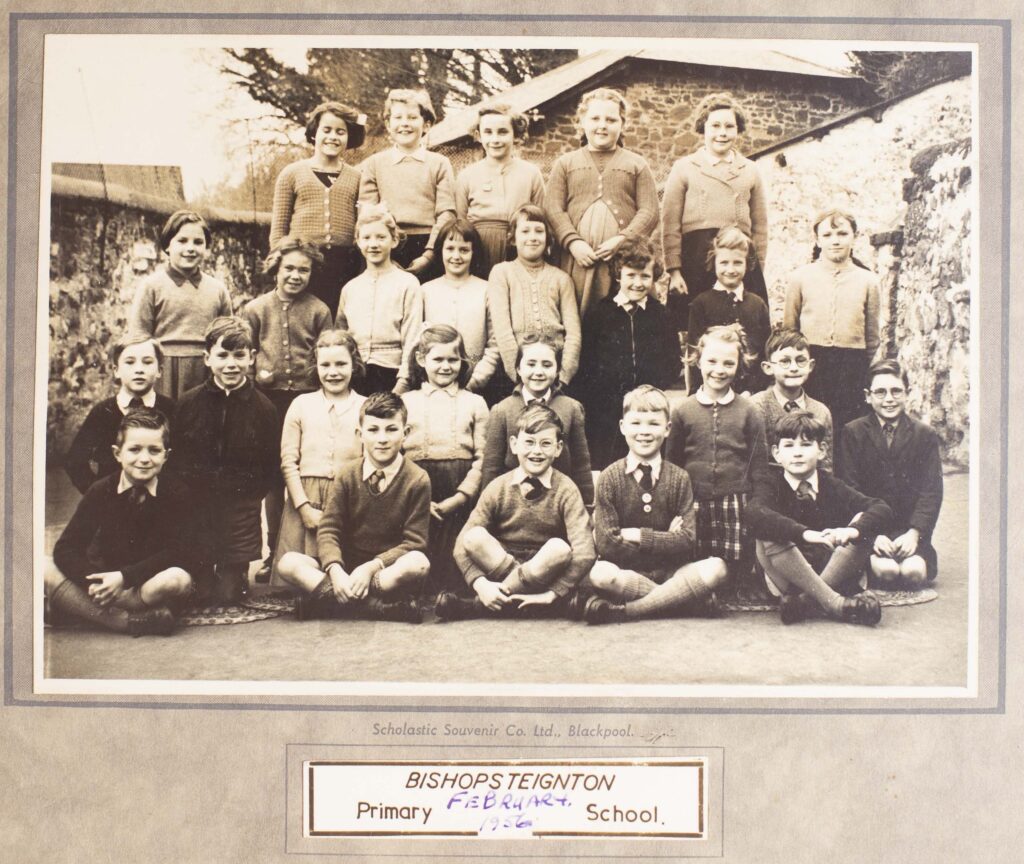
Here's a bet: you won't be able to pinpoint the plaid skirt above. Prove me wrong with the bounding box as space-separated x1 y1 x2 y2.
694 493 747 561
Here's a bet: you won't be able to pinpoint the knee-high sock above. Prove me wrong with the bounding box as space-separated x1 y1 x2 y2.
49 578 131 633
760 544 844 615
625 569 708 619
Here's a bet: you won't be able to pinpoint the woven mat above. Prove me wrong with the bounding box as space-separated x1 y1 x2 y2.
721 587 938 614
178 591 296 626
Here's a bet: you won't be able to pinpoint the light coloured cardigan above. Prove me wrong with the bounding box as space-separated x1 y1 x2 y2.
661 147 768 268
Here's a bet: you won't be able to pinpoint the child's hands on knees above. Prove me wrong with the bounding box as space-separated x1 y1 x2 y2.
873 534 895 557
620 527 643 545
513 590 556 608
473 578 512 611
87 570 125 606
802 529 835 549
568 239 597 267
327 563 356 603
824 527 860 547
668 269 688 295
299 503 323 531
593 234 625 260
348 561 379 600
891 529 920 559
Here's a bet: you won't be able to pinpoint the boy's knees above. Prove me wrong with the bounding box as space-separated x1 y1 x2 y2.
589 560 620 590
900 556 929 586
462 525 493 556
277 552 305 580
698 557 729 589
43 558 65 594
543 538 573 567
870 555 902 585
162 567 193 597
403 551 431 579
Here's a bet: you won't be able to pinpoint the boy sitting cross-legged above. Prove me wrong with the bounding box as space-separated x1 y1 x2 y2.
45 408 195 636
746 411 892 626
277 392 431 623
581 385 728 625
439 403 596 620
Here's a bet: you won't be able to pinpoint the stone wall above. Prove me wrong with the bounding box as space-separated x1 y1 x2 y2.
754 77 972 465
438 58 873 184
48 190 271 459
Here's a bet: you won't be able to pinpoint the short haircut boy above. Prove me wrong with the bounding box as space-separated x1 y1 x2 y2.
621 384 670 419
160 209 211 250
111 334 164 367
117 406 171 448
361 390 408 425
204 316 253 351
775 411 828 445
383 88 436 124
515 403 564 439
610 236 664 283
865 358 909 390
763 327 811 359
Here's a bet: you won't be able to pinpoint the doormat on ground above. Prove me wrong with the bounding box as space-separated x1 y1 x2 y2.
178 591 296 626
720 587 938 614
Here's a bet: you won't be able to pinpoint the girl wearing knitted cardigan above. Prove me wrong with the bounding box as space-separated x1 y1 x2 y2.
270 101 367 318
545 87 659 317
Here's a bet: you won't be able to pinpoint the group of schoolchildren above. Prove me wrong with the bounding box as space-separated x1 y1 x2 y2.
46 86 944 638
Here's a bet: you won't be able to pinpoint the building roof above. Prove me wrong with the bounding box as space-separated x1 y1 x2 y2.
428 47 859 148
52 163 187 204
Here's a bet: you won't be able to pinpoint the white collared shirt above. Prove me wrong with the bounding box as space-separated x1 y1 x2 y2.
362 454 404 492
613 291 648 311
772 388 806 410
625 452 662 485
784 470 819 500
116 388 157 413
421 381 460 398
522 388 552 406
213 377 248 395
389 145 428 164
511 465 553 491
694 387 735 406
712 280 744 302
117 472 158 498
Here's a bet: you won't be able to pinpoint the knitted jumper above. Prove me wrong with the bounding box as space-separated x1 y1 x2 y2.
746 465 892 544
661 148 768 269
242 290 333 392
480 389 593 505
750 388 834 473
317 457 431 570
594 459 697 572
128 268 232 354
358 147 456 247
454 157 545 224
665 393 769 500
487 260 582 384
421 275 501 389
63 392 177 494
269 159 361 248
53 473 201 588
455 469 596 596
544 147 659 249
783 259 880 355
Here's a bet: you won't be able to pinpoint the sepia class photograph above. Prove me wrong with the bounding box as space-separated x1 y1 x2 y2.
38 35 974 693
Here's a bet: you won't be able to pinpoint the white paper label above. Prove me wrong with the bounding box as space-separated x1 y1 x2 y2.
304 759 706 839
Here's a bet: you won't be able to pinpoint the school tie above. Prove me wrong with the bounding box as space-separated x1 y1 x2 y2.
522 476 544 501
883 422 896 448
637 463 654 493
795 480 815 501
126 486 149 507
368 469 386 494
623 301 636 316
784 400 800 413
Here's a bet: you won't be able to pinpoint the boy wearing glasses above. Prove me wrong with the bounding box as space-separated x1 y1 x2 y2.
839 359 943 586
752 328 834 471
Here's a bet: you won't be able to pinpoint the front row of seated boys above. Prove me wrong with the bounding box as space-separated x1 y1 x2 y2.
47 323 942 636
